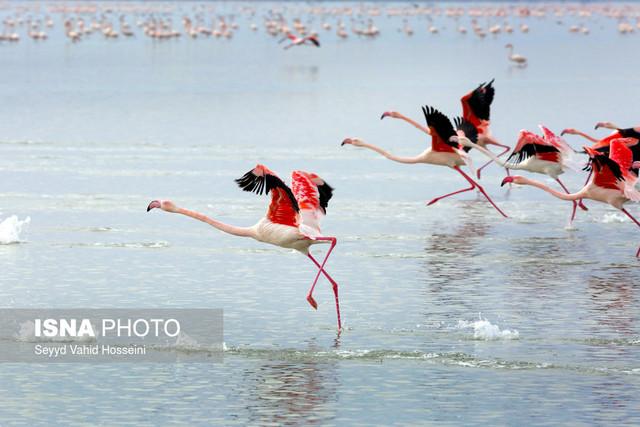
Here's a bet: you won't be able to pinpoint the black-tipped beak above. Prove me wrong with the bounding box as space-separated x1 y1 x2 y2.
147 200 161 212
341 138 351 146
501 177 514 187
380 112 388 120
594 124 600 130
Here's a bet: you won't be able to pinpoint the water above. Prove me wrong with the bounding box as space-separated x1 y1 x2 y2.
2 1 640 425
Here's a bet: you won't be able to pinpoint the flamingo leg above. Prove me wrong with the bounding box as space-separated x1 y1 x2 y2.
426 185 475 206
307 253 341 330
621 209 640 257
306 237 341 329
476 144 510 180
555 178 579 224
454 166 509 218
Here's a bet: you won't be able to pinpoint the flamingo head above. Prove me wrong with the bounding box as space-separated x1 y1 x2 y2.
595 121 615 130
560 128 576 136
147 199 178 213
341 137 364 147
501 175 527 186
449 134 474 149
380 111 400 120
505 43 513 48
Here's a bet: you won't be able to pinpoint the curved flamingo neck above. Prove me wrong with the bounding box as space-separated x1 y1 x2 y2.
521 178 584 201
358 141 423 164
176 208 255 238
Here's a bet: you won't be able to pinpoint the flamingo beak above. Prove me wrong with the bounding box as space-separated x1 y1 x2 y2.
380 112 389 120
594 123 601 130
501 176 515 187
147 200 161 212
560 129 568 136
341 138 352 146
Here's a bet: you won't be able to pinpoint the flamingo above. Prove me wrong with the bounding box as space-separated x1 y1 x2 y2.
279 32 320 49
502 139 640 257
147 164 342 330
452 125 588 225
562 124 640 190
459 79 511 178
342 106 508 217
505 43 527 66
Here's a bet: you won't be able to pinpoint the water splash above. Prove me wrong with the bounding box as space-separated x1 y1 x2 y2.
0 215 31 244
600 212 627 223
457 315 520 340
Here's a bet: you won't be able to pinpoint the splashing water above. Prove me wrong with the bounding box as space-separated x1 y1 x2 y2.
600 212 627 223
457 316 520 340
0 215 31 244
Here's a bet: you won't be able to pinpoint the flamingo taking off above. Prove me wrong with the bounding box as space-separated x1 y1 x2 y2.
505 43 527 66
459 79 511 178
279 32 320 49
342 106 508 217
147 164 342 330
502 139 640 257
453 126 588 225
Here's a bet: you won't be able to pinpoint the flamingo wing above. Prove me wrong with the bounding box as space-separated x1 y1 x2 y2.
422 106 458 153
508 130 559 164
617 127 640 141
584 146 624 190
460 79 494 127
291 171 333 237
235 164 299 227
453 117 479 152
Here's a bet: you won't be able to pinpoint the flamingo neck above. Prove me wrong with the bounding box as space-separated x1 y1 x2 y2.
464 140 509 167
358 142 423 164
176 208 255 238
522 178 583 201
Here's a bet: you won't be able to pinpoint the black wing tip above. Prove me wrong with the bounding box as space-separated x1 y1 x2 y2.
235 170 266 195
317 181 334 213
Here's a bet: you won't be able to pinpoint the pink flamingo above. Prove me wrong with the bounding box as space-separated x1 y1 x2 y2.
380 80 510 179
453 125 588 225
502 139 640 257
279 32 320 49
147 164 342 330
459 79 511 179
342 106 508 217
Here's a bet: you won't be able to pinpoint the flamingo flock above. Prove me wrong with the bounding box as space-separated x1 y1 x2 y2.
2 2 640 46
145 78 639 330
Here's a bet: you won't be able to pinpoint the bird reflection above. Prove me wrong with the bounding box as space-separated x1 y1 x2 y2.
236 340 339 426
587 271 638 336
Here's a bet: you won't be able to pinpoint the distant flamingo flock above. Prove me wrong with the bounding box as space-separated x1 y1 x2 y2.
1 2 640 45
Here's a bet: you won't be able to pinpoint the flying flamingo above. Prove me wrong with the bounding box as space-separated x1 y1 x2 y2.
459 79 511 178
147 164 342 330
279 32 320 49
381 80 510 179
452 125 588 225
342 106 508 217
562 123 640 189
502 139 640 257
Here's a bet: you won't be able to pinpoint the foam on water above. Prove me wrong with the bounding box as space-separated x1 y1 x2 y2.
457 316 520 340
0 215 30 244
600 212 627 223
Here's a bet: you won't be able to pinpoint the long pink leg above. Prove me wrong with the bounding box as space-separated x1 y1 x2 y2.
305 237 341 329
477 144 511 179
556 178 578 224
621 209 640 257
426 185 475 206
454 166 508 218
307 253 341 330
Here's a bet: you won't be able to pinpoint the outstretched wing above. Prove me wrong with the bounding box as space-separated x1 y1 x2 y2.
235 164 299 227
422 106 458 153
453 117 479 152
461 79 495 126
291 171 333 237
584 146 624 191
609 139 640 200
508 131 560 164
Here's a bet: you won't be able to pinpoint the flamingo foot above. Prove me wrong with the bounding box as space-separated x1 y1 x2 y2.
307 294 318 310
